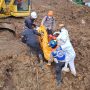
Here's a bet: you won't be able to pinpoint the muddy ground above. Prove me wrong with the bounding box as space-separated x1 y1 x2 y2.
0 0 90 90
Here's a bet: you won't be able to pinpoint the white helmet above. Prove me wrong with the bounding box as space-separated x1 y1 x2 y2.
31 11 37 19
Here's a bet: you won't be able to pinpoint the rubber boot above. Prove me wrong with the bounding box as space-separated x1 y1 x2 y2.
55 63 62 86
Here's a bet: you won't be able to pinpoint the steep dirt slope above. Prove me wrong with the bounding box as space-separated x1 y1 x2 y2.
0 0 90 90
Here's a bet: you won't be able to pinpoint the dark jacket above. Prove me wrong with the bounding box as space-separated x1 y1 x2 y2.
25 17 36 29
22 28 41 48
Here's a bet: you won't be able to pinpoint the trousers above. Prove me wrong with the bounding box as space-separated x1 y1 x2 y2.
65 51 76 75
55 62 65 82
68 57 76 75
28 44 43 61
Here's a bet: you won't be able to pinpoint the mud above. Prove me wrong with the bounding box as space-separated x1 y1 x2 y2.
0 0 90 90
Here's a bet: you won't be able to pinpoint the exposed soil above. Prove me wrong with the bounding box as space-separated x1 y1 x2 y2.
0 0 90 90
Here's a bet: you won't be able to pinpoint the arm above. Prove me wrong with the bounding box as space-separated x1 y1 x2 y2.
52 19 56 32
33 30 41 36
21 29 28 37
24 18 30 28
57 28 69 46
41 16 47 25
47 53 54 65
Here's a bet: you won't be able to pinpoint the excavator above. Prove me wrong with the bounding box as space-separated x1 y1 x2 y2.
0 0 31 36
0 0 30 17
0 0 52 61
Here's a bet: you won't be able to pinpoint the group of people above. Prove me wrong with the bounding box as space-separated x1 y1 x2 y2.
21 10 76 86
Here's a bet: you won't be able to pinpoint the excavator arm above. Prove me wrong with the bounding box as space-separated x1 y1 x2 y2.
0 0 30 17
0 0 5 12
0 0 14 14
0 0 30 38
9 0 14 5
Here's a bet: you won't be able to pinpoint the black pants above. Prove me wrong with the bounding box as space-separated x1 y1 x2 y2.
55 62 65 82
47 29 53 35
27 43 43 61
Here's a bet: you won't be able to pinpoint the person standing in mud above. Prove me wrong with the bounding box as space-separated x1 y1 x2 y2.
21 11 44 65
41 10 56 35
47 40 66 86
56 24 77 77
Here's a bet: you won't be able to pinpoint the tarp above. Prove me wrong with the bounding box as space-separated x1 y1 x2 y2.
38 26 52 60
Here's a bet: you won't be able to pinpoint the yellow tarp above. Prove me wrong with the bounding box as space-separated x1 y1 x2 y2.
38 26 52 60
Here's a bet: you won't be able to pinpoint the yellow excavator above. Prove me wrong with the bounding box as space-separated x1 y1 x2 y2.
0 0 52 60
0 0 31 37
0 0 31 17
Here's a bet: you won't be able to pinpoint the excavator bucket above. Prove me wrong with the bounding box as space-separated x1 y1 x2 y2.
0 23 16 35
38 26 53 61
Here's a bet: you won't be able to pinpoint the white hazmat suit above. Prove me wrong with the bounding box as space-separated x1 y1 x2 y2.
56 27 76 76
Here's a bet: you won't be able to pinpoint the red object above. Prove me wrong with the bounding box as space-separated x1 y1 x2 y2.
52 36 56 40
49 34 53 38
49 34 56 40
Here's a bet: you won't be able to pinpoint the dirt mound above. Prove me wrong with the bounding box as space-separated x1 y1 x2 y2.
0 0 90 90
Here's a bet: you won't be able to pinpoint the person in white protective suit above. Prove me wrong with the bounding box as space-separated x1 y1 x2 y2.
53 24 76 76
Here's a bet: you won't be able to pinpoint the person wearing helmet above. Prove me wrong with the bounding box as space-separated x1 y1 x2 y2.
41 10 55 35
25 11 37 29
56 24 76 77
48 40 66 85
21 27 44 66
49 40 57 48
22 12 44 66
